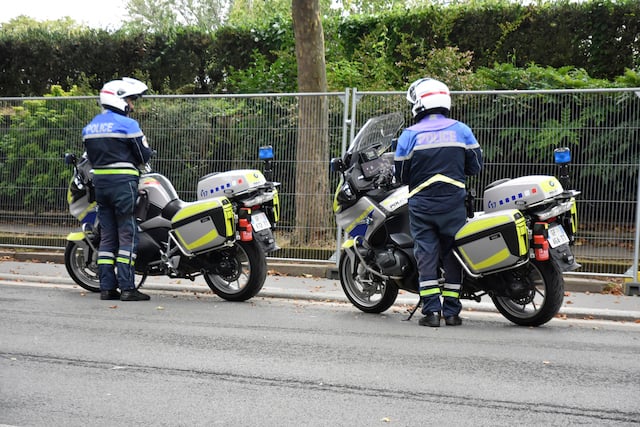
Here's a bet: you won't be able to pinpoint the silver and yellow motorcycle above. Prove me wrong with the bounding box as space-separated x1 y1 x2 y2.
330 113 580 326
63 152 279 302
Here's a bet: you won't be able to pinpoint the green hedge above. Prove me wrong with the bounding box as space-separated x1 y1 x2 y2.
1 0 639 96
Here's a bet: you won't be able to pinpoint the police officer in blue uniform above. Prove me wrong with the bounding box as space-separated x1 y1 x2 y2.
83 77 153 301
394 78 483 326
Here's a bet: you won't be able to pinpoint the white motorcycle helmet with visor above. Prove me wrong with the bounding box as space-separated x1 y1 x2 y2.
99 77 148 115
406 77 451 118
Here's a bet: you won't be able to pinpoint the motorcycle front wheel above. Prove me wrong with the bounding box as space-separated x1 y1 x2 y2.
491 259 564 327
203 239 267 302
64 239 100 293
339 251 399 313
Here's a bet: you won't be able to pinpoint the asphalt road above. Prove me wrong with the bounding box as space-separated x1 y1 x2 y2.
1 280 639 426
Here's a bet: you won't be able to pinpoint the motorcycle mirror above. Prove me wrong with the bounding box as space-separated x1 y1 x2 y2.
330 157 345 173
64 153 77 165
554 147 571 165
259 145 274 161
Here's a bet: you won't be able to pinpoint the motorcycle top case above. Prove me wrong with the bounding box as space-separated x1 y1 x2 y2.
455 209 529 274
197 169 267 199
483 175 564 213
171 197 235 254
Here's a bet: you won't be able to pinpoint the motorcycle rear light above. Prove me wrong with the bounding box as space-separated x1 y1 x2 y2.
238 218 253 241
532 222 549 261
533 234 549 261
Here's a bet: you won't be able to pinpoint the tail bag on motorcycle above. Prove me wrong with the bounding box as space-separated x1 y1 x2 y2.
170 197 235 255
455 209 529 274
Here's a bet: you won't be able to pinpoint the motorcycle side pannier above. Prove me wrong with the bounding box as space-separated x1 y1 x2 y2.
170 197 235 254
455 209 529 274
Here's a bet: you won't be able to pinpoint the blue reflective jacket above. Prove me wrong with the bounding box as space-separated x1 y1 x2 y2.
82 110 153 187
394 114 483 214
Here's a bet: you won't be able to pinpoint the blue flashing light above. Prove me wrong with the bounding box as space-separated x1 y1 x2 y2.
554 147 571 165
259 145 274 161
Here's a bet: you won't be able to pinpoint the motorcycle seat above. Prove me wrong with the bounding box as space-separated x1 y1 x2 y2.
389 232 413 248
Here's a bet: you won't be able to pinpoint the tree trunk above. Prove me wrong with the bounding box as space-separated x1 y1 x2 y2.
291 0 331 246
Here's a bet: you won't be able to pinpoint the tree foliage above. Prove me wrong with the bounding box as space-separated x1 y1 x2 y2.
227 0 294 25
333 0 408 15
125 0 230 33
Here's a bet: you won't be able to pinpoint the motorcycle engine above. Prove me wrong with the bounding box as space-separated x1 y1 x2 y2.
374 248 410 277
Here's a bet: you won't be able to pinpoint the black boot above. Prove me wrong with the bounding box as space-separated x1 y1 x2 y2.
445 315 462 326
418 311 441 327
100 289 121 300
120 289 150 301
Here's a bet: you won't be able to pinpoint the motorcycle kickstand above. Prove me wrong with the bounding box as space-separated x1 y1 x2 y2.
403 296 422 321
136 272 149 289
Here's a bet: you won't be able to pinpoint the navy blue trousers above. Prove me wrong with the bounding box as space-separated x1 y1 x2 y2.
95 179 139 291
409 201 465 317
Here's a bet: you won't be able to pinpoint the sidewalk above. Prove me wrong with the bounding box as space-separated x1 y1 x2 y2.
1 253 639 323
0 223 637 284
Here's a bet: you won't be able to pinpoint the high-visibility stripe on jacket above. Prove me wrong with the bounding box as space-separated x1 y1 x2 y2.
408 173 465 198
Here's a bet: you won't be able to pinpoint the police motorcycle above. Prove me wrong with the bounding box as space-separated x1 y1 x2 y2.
330 113 580 326
63 152 274 302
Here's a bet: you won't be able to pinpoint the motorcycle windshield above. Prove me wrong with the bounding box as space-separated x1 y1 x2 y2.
346 112 404 157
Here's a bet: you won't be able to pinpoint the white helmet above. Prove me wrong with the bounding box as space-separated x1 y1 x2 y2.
99 77 148 114
406 78 451 118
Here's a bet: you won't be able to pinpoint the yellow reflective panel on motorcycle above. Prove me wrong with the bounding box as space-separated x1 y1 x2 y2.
171 197 235 254
455 209 529 274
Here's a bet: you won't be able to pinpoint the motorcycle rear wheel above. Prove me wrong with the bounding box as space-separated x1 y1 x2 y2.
339 251 399 313
491 259 564 327
203 239 267 302
64 240 100 293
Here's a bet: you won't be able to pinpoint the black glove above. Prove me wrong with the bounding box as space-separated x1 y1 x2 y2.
465 188 476 218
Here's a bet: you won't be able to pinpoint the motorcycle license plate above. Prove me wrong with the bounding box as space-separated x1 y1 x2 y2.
251 212 271 232
547 225 570 248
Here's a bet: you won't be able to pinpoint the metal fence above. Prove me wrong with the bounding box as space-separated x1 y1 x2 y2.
1 88 639 279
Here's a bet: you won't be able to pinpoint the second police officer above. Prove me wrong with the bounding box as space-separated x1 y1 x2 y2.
394 78 483 327
82 77 154 301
